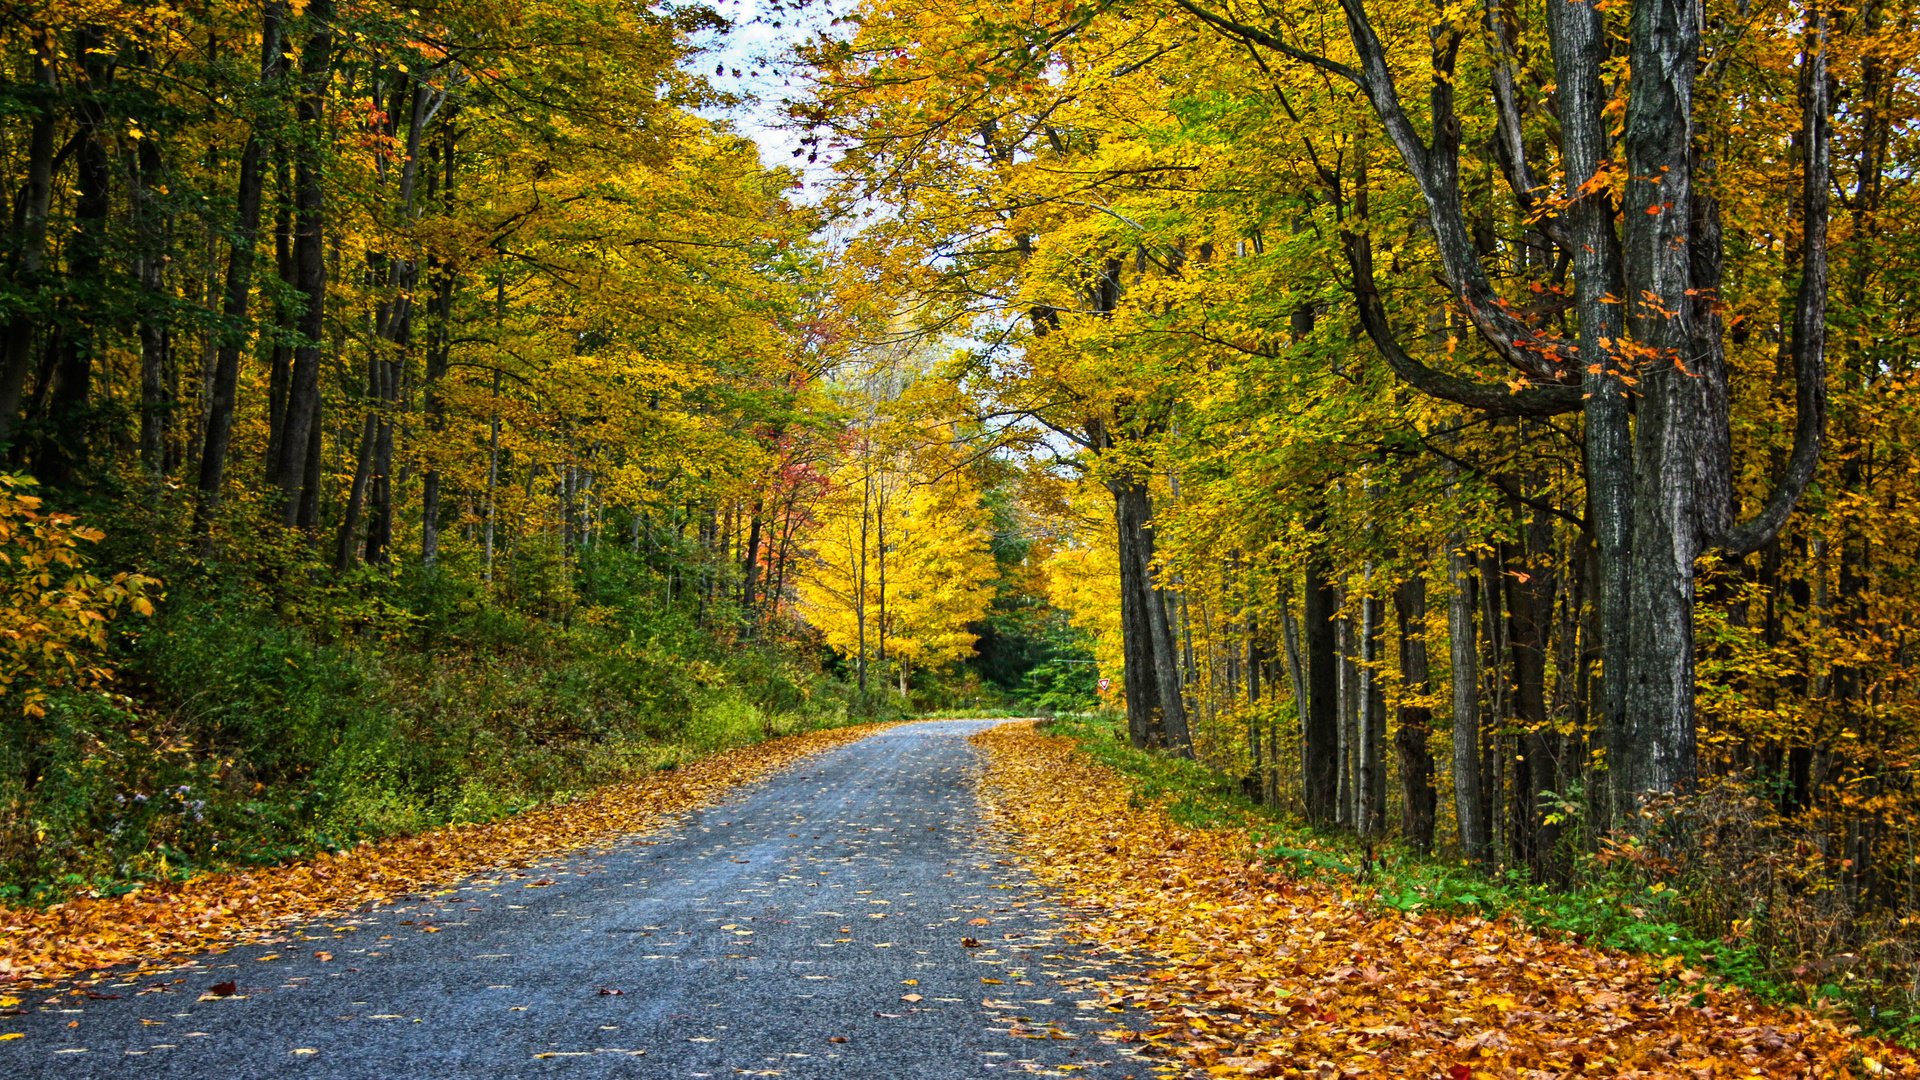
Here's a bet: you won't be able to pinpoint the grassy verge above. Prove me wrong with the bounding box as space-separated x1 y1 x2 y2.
1 549 893 908
1039 712 1917 1046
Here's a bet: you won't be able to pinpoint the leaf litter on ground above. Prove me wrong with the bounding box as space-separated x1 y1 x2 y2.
973 721 1907 1078
0 723 893 987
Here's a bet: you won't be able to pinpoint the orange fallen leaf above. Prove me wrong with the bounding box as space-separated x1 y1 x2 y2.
0 725 896 987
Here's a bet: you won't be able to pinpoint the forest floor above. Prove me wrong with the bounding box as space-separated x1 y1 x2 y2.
975 722 1907 1078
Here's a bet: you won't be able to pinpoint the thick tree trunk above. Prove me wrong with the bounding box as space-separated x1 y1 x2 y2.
1542 0 1633 787
1112 478 1168 749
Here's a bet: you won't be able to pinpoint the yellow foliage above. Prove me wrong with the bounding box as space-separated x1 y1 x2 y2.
0 476 157 717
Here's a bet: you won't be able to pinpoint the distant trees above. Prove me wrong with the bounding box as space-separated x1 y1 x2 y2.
796 420 996 698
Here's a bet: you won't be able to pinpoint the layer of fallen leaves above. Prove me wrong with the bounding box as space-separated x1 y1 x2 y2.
974 722 1904 1079
0 723 892 986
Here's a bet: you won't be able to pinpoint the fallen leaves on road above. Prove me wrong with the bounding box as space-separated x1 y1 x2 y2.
0 723 893 987
974 721 1898 1078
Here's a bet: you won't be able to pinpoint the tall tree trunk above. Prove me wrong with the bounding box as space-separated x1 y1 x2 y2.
1507 504 1565 881
1357 583 1388 837
132 90 175 476
742 499 764 613
1301 535 1340 824
0 32 57 455
1448 535 1490 865
1110 476 1192 755
483 371 501 582
335 400 377 571
364 78 433 565
196 3 287 518
265 153 295 473
420 117 457 566
272 0 335 527
1395 572 1438 853
1112 477 1165 749
37 24 113 485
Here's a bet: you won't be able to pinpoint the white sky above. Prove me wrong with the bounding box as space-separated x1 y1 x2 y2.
688 0 852 190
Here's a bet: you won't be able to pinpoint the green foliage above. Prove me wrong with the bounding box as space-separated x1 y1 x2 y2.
0 532 864 905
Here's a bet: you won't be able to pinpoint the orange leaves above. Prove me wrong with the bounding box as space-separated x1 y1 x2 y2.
0 724 889 987
974 723 1884 1077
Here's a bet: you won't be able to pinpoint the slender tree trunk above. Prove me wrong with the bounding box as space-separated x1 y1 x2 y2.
1358 581 1388 837
1395 572 1437 854
1448 536 1490 865
272 0 336 526
335 406 376 571
1302 535 1340 824
1506 504 1565 881
133 97 176 476
196 4 287 518
0 32 57 454
742 499 764 611
483 372 500 582
265 153 295 473
37 24 113 485
856 469 871 696
421 116 457 566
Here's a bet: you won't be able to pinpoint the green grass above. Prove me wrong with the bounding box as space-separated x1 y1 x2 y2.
1038 712 1919 1046
0 548 880 907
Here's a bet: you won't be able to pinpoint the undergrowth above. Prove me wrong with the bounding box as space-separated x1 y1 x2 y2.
0 523 895 907
1040 712 1920 1046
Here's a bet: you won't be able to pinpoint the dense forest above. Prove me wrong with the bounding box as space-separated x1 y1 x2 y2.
793 0 1920 1025
7 0 1920 1041
0 0 1085 909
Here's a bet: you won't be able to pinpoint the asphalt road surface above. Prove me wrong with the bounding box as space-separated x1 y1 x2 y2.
1 720 1147 1079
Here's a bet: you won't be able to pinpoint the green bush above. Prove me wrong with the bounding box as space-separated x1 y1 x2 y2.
0 542 866 904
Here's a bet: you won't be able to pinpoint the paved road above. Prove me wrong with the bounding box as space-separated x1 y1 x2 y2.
1 721 1146 1079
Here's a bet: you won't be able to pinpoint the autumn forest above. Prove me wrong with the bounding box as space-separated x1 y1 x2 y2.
4 0 1920 1070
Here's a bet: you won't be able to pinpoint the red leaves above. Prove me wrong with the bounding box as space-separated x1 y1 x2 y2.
206 980 236 997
